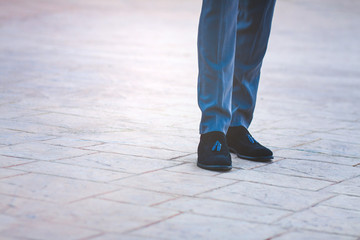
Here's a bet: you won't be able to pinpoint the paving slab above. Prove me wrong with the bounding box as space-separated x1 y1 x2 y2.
88 234 163 240
321 194 360 212
273 231 357 240
84 143 189 160
198 181 334 211
97 187 178 206
0 155 33 168
277 205 360 236
43 137 103 148
274 149 360 166
113 170 236 196
321 176 360 197
154 196 291 224
298 139 360 159
254 158 360 182
132 213 286 240
0 129 55 146
10 161 132 182
0 173 119 203
0 168 26 180
58 152 180 174
0 194 59 221
0 218 99 240
0 142 95 161
36 198 180 233
217 169 334 191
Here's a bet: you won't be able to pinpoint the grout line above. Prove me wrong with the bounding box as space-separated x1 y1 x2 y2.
271 194 338 224
122 212 183 235
78 232 104 240
66 188 125 205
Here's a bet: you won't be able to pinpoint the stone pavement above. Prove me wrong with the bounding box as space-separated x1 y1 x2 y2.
0 0 359 239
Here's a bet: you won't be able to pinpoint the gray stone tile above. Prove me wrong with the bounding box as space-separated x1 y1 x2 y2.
217 169 334 191
64 130 145 145
0 236 27 240
273 230 357 240
171 153 196 163
84 143 188 160
0 173 119 203
89 233 163 240
0 129 23 136
255 132 320 149
0 218 99 240
306 132 360 146
0 214 17 232
98 187 177 206
277 205 360 236
38 198 179 233
155 196 291 224
58 152 179 174
331 129 360 141
232 155 277 170
322 195 360 212
265 117 339 133
198 181 333 211
323 183 360 197
165 162 221 176
15 112 110 131
298 139 360 158
0 142 95 161
321 177 360 196
10 161 131 182
274 149 360 166
133 213 285 240
254 128 313 137
117 131 198 153
0 130 54 146
0 155 32 168
34 106 113 120
254 159 360 182
0 119 68 136
0 106 42 120
43 137 103 148
0 194 59 221
0 168 26 179
298 105 358 122
112 170 236 196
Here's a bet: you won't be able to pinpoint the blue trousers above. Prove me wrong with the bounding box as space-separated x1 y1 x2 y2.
197 0 276 134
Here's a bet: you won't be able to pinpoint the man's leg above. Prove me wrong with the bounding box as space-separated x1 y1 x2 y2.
197 0 238 170
197 0 238 135
227 0 276 161
231 0 276 128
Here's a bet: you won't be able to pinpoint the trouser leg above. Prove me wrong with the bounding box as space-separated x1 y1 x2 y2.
197 0 238 134
230 0 276 128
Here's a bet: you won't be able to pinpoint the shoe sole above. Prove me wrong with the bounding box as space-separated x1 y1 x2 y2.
229 147 273 162
197 162 232 171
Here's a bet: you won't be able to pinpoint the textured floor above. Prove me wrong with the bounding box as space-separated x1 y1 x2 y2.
0 0 359 239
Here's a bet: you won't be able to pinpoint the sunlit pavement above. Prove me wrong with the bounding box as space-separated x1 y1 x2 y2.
0 0 359 239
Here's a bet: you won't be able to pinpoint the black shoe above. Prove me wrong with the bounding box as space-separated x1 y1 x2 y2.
226 126 273 162
197 131 232 171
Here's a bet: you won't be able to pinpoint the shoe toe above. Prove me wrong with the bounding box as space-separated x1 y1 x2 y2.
198 154 231 166
251 146 273 158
